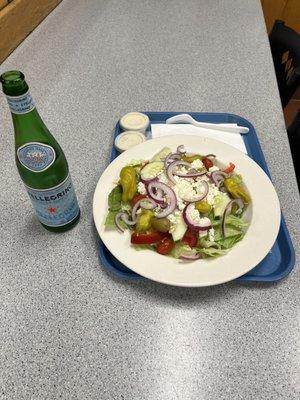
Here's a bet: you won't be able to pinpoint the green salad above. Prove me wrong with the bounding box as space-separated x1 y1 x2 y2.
105 145 250 261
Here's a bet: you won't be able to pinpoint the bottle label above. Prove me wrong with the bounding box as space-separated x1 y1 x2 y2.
25 174 80 227
6 91 35 114
17 142 56 172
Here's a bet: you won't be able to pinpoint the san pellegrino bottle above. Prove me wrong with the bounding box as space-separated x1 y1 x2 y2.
0 70 80 232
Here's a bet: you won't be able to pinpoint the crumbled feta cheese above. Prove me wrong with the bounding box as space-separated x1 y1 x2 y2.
158 172 169 185
197 175 210 182
174 178 197 201
187 204 202 224
167 213 177 233
206 184 221 205
137 182 147 195
191 159 204 169
208 227 215 242
209 165 220 172
177 165 189 174
192 180 208 194
199 231 208 238
177 202 185 211
154 206 162 216
167 214 177 224
200 217 211 228
172 181 188 209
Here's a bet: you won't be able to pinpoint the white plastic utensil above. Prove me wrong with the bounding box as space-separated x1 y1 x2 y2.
166 114 249 134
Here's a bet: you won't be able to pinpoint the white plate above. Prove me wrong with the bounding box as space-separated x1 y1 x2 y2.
93 135 280 287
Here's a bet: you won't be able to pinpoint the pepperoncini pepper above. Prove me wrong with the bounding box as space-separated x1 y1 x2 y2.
119 166 137 202
195 200 212 214
136 210 154 232
224 175 250 204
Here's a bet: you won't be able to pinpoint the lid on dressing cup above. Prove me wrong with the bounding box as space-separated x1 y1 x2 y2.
120 112 150 133
114 131 146 153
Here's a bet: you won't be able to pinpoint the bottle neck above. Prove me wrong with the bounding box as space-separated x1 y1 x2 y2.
5 89 36 115
6 91 46 137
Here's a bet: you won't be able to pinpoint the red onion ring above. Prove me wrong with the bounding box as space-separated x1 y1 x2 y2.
221 199 244 237
203 154 216 158
205 172 214 184
174 169 207 178
121 213 137 226
140 199 157 210
114 212 126 232
114 212 137 232
180 180 209 202
141 176 157 185
180 253 201 261
166 160 192 183
131 197 157 220
177 145 186 154
147 183 165 203
147 181 176 218
164 152 181 170
210 171 228 187
183 204 212 231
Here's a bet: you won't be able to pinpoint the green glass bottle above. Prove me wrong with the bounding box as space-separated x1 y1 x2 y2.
0 70 80 232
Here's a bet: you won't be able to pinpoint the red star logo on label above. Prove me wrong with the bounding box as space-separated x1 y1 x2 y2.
47 207 57 214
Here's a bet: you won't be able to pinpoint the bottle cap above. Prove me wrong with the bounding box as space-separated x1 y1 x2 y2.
119 112 150 133
114 131 146 153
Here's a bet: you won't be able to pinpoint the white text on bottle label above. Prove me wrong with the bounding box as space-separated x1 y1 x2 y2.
6 91 35 114
25 174 80 227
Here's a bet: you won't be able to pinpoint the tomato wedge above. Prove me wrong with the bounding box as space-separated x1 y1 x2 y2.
156 237 174 255
223 162 235 174
202 157 214 170
131 231 169 245
181 228 198 248
131 194 147 207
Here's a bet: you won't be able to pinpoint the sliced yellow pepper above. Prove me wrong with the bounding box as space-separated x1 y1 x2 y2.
136 210 154 232
119 166 137 202
224 175 250 205
195 200 212 214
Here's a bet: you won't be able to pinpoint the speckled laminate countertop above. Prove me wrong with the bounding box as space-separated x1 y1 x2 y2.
0 1 299 399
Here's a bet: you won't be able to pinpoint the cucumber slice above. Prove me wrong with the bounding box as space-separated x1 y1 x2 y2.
140 161 164 180
171 213 187 241
214 193 231 217
150 147 172 162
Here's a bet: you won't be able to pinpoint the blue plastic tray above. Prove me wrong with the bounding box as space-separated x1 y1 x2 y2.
98 112 295 283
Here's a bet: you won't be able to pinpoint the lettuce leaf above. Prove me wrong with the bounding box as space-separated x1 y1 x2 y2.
200 214 248 251
132 244 154 251
212 215 247 249
212 214 248 228
224 214 248 229
105 210 127 230
214 225 241 241
170 242 196 259
197 238 221 249
198 247 228 258
216 233 244 249
105 210 119 229
108 185 122 211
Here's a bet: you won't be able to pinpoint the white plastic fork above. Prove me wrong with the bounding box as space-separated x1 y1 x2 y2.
166 114 249 134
